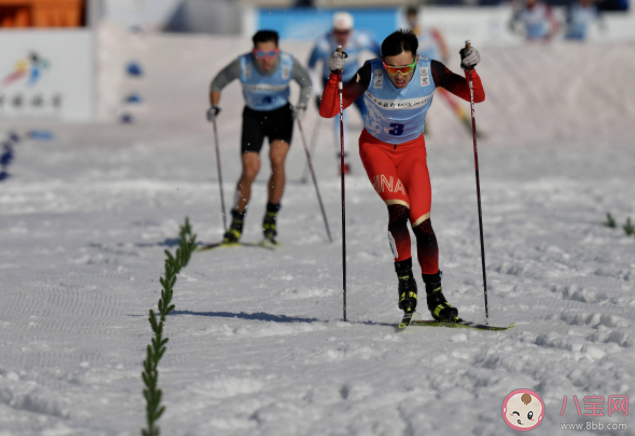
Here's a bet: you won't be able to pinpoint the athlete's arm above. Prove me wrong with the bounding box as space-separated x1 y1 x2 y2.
368 40 382 58
307 44 320 69
291 58 313 108
431 28 450 63
210 57 241 105
431 60 485 103
319 62 371 119
546 4 561 38
307 42 327 95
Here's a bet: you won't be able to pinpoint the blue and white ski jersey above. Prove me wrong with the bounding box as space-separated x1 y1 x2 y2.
239 52 294 111
308 30 381 83
417 29 441 62
565 4 599 40
363 57 437 144
517 3 551 40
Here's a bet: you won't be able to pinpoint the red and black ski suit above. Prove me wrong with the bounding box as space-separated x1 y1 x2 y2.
319 60 485 274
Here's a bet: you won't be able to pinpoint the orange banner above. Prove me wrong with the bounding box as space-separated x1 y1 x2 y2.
0 0 84 28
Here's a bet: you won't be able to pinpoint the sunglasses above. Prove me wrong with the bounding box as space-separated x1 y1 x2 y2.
333 29 351 36
382 58 418 75
253 48 279 59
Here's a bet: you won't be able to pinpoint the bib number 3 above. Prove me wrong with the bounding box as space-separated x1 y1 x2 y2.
388 123 404 136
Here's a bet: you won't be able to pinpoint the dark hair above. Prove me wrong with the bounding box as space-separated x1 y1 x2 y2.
406 6 418 16
381 29 418 58
252 30 279 47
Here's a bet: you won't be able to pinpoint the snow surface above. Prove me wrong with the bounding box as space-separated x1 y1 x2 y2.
1 30 635 435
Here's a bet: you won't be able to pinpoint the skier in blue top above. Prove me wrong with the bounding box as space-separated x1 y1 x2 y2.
208 30 312 244
510 0 560 41
320 30 486 321
565 0 604 40
307 11 381 175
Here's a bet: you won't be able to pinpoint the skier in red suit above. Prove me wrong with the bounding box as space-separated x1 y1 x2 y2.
320 30 485 320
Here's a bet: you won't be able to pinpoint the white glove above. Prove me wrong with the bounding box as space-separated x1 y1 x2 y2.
329 50 348 73
291 104 306 121
206 106 221 122
460 47 481 71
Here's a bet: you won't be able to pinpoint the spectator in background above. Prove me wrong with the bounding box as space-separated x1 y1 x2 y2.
406 6 449 63
406 6 474 136
307 11 381 175
565 0 604 40
510 0 560 41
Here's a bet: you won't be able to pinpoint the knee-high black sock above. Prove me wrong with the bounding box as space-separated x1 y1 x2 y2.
412 218 439 275
387 204 411 262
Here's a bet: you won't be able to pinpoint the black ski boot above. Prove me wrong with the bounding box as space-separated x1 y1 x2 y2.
223 209 245 244
423 271 459 321
262 202 280 244
395 258 418 314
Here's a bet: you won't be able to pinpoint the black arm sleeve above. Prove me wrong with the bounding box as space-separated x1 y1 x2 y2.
430 59 485 102
347 62 372 89
430 60 455 89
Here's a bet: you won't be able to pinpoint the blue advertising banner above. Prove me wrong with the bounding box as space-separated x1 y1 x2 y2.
257 9 400 42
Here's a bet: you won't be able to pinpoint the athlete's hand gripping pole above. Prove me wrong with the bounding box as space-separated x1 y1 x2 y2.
296 118 333 243
211 117 228 231
337 45 347 322
465 40 489 320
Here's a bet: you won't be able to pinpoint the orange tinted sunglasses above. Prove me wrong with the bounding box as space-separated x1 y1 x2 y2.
253 48 279 59
382 57 418 75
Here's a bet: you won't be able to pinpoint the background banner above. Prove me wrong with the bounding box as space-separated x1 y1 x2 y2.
0 30 94 122
256 8 399 42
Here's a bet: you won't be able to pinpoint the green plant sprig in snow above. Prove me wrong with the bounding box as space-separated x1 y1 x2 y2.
142 217 196 436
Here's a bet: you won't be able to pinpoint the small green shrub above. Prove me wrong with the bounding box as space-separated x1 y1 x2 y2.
142 218 196 436
623 217 634 236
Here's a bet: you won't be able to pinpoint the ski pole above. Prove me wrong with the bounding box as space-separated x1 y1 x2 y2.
337 45 347 322
212 117 227 231
465 40 488 320
296 118 333 243
300 116 322 184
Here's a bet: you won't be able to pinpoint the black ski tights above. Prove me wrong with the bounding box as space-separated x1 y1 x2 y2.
412 219 439 275
387 204 411 262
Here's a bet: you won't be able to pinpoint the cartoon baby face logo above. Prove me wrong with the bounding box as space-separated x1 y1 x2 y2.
502 389 545 431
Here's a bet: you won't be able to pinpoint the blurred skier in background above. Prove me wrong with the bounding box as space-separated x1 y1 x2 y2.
208 30 312 245
406 6 474 136
307 11 382 175
319 30 486 321
565 0 604 40
510 0 561 41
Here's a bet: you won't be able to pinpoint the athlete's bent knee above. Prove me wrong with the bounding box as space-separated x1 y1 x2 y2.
242 163 260 182
388 204 410 232
412 218 435 237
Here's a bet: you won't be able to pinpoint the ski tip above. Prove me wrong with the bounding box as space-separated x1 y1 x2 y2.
258 239 282 249
396 311 419 331
197 242 240 251
196 244 219 251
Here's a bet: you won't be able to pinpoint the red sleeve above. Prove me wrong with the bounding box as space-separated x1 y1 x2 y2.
431 60 485 103
319 66 369 119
